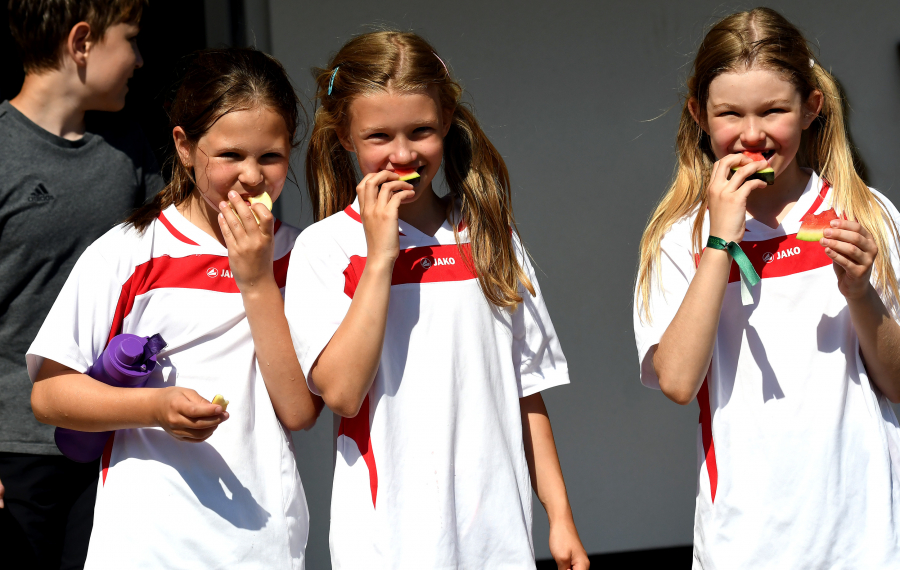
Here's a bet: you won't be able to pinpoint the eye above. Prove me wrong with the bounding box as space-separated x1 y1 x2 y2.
717 111 739 117
763 108 787 116
366 132 389 141
220 152 240 159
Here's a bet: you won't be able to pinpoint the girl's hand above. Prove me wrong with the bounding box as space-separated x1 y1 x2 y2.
707 154 769 243
356 171 415 264
218 191 276 293
549 521 590 570
153 387 228 442
822 219 878 300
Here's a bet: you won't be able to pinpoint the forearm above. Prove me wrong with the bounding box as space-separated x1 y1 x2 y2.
654 248 731 404
312 259 393 417
847 285 900 402
521 393 577 527
242 280 323 430
32 361 159 431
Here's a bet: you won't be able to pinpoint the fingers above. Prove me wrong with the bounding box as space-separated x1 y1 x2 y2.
822 222 878 267
0 477 4 509
357 170 398 213
251 202 275 236
169 426 220 442
176 389 228 419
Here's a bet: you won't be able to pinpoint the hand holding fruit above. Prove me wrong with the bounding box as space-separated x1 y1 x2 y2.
707 153 769 244
153 387 228 442
820 219 878 300
356 170 415 265
218 191 276 293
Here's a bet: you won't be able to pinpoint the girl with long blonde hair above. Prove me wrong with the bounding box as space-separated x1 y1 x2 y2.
285 31 588 569
634 7 900 567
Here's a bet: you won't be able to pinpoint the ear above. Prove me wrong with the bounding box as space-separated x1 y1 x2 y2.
802 90 824 130
336 127 355 153
172 127 193 168
687 97 709 135
66 22 92 67
440 105 455 138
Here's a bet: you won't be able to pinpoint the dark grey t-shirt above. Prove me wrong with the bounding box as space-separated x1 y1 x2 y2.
0 100 164 454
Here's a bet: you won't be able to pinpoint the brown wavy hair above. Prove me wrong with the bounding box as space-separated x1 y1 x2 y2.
306 31 533 309
636 7 900 321
9 0 145 74
127 47 301 231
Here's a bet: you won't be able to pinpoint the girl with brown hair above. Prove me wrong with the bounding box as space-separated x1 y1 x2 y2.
285 31 588 568
633 7 900 567
27 48 322 568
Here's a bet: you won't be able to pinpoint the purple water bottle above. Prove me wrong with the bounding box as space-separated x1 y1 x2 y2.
55 333 166 463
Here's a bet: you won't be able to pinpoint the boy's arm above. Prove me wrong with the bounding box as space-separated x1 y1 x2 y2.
521 393 590 570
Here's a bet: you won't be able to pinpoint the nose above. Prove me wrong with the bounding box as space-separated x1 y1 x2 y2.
134 44 144 69
238 159 264 188
388 137 417 166
740 116 766 147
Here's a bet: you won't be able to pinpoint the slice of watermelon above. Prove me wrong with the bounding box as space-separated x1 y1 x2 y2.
731 150 775 185
796 208 839 242
393 168 420 182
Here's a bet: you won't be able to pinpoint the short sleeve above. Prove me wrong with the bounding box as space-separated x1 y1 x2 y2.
284 232 353 395
511 236 570 397
26 246 122 382
632 221 697 389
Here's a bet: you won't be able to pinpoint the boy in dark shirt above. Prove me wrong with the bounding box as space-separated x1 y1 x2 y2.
0 1 162 567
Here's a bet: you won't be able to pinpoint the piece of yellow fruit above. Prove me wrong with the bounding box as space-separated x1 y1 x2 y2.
247 192 273 224
230 192 272 226
212 394 229 411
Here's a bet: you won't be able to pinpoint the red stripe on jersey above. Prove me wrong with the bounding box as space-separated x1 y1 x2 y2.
343 244 477 297
101 432 114 486
697 381 717 502
726 234 832 283
337 396 378 507
158 212 200 246
106 252 291 344
691 254 718 503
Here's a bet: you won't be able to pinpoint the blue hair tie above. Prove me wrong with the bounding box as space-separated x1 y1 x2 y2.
327 66 340 96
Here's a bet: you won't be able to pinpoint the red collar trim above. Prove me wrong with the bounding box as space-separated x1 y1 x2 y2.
158 212 199 246
343 205 405 236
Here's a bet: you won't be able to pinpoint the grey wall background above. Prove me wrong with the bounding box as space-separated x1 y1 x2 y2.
239 1 899 566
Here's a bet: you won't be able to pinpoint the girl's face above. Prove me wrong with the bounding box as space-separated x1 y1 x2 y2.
175 106 291 212
339 88 453 204
693 67 822 177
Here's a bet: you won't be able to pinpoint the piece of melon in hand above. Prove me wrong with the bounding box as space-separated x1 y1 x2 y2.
211 394 229 412
394 168 420 183
247 192 273 224
731 150 775 185
797 208 839 242
230 192 272 226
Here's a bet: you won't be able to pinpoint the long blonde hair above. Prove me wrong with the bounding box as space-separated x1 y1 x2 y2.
636 7 900 321
306 31 534 309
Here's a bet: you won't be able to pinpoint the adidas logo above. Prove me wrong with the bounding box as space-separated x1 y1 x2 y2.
27 183 55 203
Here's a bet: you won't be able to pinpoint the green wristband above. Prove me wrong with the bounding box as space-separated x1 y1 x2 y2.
706 236 760 287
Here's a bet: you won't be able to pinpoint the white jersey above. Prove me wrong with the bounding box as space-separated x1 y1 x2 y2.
633 171 900 569
285 199 569 569
27 205 309 570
